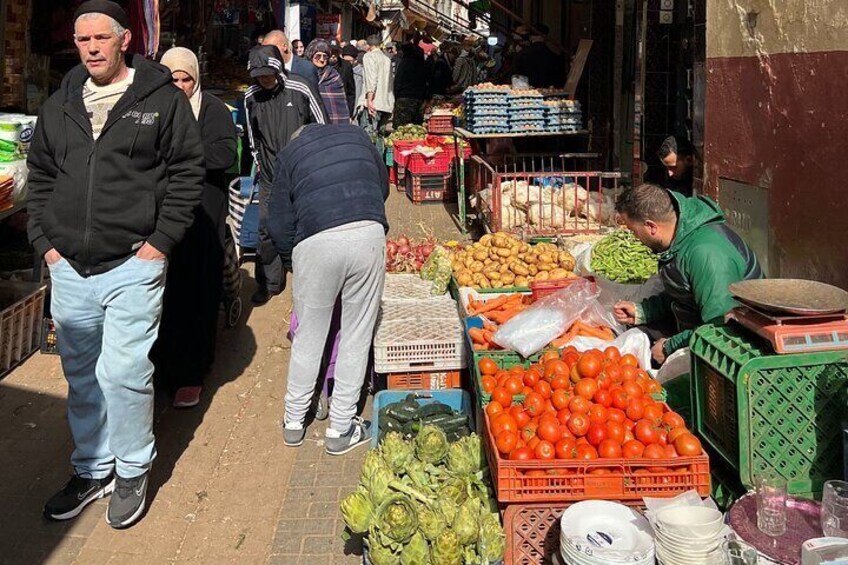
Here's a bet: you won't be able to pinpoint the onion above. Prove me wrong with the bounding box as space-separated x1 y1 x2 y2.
397 244 411 256
396 234 410 247
420 244 434 258
386 240 398 259
414 260 424 270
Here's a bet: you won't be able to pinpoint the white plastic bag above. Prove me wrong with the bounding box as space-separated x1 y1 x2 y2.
564 328 653 371
573 240 664 308
0 159 28 204
493 278 600 357
579 300 625 336
655 348 691 384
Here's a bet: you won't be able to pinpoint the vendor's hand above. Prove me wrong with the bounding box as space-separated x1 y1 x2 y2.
44 248 62 266
367 100 376 117
652 339 667 365
136 242 165 261
613 301 637 325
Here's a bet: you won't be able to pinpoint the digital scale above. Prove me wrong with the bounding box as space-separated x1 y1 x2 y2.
726 279 848 354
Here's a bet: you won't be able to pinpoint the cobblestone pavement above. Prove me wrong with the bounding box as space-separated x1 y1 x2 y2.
0 185 464 564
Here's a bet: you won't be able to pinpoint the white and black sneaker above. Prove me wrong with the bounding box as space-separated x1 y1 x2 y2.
44 473 115 521
106 473 148 529
325 417 372 456
283 419 306 447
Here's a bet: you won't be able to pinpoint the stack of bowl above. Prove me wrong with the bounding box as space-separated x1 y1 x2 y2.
559 501 656 565
653 506 725 564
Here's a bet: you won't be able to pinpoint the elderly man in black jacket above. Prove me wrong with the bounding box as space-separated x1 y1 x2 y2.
26 0 204 528
268 124 388 456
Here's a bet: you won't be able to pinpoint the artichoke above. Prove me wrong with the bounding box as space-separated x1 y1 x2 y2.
438 476 469 507
366 465 395 507
399 531 430 565
430 529 462 565
447 434 484 475
340 487 373 534
375 494 419 545
434 497 458 524
418 504 447 541
415 425 449 465
452 497 481 546
405 459 431 491
367 538 401 565
362 448 389 484
381 432 414 474
477 511 506 563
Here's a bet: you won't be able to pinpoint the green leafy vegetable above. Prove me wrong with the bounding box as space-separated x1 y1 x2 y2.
590 229 658 284
415 425 449 465
340 487 373 534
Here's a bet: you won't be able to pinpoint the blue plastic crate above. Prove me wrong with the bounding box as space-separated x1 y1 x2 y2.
370 389 473 448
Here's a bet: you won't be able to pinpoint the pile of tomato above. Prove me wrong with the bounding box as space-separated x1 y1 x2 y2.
479 346 703 462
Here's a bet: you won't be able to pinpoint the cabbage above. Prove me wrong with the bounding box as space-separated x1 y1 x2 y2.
418 504 447 541
415 425 449 465
447 434 484 475
452 497 481 545
340 487 373 534
381 431 414 474
375 494 419 545
366 465 396 507
430 529 462 565
399 531 430 565
477 511 506 563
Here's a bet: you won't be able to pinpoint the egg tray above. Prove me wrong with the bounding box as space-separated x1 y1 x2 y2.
509 111 546 121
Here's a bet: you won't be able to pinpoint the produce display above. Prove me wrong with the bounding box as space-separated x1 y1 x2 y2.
590 229 658 284
377 394 471 443
386 234 438 273
478 347 703 462
385 124 428 146
450 232 576 289
340 427 505 565
420 246 453 296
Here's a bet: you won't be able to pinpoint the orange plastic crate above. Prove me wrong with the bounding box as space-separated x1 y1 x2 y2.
387 370 462 390
483 409 711 503
428 114 455 134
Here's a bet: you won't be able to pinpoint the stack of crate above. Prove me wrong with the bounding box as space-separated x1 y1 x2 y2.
373 274 466 390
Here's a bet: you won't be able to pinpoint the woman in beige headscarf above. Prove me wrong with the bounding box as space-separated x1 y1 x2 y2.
154 47 238 409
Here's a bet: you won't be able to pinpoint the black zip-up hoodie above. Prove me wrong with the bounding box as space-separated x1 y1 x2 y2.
26 55 205 276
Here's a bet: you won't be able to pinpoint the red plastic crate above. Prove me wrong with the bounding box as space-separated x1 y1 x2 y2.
504 502 645 565
529 276 596 301
391 140 421 167
387 370 462 390
483 409 711 503
405 172 454 203
428 114 455 134
405 150 453 175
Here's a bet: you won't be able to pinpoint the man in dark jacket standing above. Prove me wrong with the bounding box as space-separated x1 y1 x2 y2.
26 0 204 528
244 45 327 304
393 42 428 126
262 30 320 90
268 124 388 455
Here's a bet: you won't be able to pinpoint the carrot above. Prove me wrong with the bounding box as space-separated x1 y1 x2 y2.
468 327 487 344
470 295 509 315
551 324 580 348
482 320 499 333
473 343 488 351
574 321 613 340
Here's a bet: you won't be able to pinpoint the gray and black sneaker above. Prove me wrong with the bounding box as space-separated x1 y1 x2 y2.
325 417 371 456
44 473 115 521
106 473 148 529
283 419 306 447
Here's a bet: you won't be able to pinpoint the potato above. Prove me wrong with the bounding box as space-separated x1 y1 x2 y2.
470 261 484 273
483 258 493 266
514 276 530 287
558 252 576 271
549 268 570 280
537 262 556 272
479 234 493 246
496 247 512 258
500 272 516 285
534 271 550 282
524 254 538 264
498 262 510 274
491 279 504 288
519 243 530 253
528 264 539 276
473 249 488 261
538 252 554 264
488 249 499 260
457 273 474 286
476 276 491 289
510 262 530 276
517 253 526 261
484 270 501 281
463 256 475 268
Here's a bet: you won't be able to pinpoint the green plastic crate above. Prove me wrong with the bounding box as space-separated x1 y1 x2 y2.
691 324 848 496
663 372 693 425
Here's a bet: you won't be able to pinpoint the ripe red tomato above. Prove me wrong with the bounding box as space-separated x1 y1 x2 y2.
634 419 660 445
604 364 622 382
605 421 626 444
492 387 513 407
620 353 639 367
593 388 612 408
575 378 598 400
663 444 678 458
643 403 664 425
562 351 580 368
523 368 542 388
622 440 645 458
494 413 518 435
537 419 562 443
673 433 703 456
544 359 569 380
667 426 689 444
556 408 571 426
574 444 598 460
567 413 590 437
586 423 608 447
551 389 570 410
568 396 591 414
510 446 534 461
496 431 518 454
643 444 666 459
577 355 602 379
550 374 570 391
662 411 686 430
588 404 608 425
598 439 623 459
510 406 531 428
610 388 628 410
626 398 645 421
555 437 576 459
604 346 621 363
621 365 639 383
478 357 497 375
485 401 504 419
535 440 555 460
607 408 626 424
523 392 545 416
534 380 553 400
504 376 524 396
481 375 496 393
520 423 537 443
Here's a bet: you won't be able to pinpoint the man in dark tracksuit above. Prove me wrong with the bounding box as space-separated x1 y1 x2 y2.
244 45 327 304
613 183 763 364
27 0 204 528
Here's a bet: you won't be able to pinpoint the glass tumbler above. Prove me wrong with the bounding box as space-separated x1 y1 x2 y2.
756 474 787 537
822 480 848 538
722 538 758 564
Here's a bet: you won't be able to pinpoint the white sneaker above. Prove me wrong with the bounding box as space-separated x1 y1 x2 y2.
325 417 371 456
283 419 306 447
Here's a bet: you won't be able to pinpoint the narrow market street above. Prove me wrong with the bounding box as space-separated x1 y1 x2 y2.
0 189 467 565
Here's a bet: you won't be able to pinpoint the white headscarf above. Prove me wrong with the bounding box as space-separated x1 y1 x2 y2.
160 47 202 120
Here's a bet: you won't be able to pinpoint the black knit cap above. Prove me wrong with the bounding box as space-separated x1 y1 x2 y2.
74 0 130 30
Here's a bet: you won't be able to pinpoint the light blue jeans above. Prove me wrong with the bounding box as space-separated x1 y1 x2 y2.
49 256 167 479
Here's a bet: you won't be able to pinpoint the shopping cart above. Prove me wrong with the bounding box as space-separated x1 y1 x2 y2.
224 158 259 328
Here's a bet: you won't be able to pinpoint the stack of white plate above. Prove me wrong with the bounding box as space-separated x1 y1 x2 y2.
653 506 725 564
559 501 655 565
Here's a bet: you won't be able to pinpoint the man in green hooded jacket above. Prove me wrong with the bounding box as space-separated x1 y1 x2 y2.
613 183 763 364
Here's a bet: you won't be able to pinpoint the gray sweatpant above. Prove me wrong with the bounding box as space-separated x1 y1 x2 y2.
285 221 386 433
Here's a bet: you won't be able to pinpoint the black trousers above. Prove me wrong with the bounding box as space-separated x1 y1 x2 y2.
256 181 284 293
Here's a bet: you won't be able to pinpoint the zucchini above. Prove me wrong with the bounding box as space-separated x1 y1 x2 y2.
417 402 453 419
380 416 404 434
408 413 469 435
385 400 420 423
446 427 471 442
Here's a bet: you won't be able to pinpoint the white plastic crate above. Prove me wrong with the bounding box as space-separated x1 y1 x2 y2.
380 299 460 323
374 317 466 372
382 273 453 303
0 282 46 377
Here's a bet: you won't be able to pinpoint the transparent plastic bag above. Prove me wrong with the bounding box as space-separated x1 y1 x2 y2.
493 278 600 357
565 328 652 371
